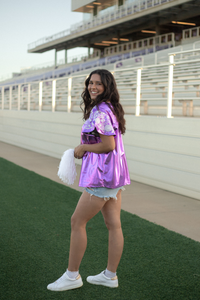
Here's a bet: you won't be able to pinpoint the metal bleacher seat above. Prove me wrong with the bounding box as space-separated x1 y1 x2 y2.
2 39 200 117
113 57 200 117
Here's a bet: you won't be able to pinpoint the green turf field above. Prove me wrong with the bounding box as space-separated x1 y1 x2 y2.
0 157 200 300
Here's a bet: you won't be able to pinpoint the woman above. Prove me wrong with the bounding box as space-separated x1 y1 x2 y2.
47 69 130 291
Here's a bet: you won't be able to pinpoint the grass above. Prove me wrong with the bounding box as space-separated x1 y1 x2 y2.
0 157 200 300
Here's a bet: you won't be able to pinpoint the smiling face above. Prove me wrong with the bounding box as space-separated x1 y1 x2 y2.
88 74 105 100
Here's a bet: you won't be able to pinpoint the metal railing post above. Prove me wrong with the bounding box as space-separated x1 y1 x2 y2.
27 84 30 111
154 52 157 64
39 81 43 112
9 86 12 110
135 68 142 116
52 80 56 112
68 77 72 112
18 85 21 111
167 54 174 118
2 86 4 110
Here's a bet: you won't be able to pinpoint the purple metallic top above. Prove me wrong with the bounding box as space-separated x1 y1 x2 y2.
79 102 130 188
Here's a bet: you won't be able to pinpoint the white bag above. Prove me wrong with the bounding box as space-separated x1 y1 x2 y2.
57 149 77 185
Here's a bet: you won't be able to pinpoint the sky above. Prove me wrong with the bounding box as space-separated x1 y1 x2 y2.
0 0 87 80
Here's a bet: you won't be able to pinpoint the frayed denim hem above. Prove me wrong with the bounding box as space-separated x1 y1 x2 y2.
85 186 125 201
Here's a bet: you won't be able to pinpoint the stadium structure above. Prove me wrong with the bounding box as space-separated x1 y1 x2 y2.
0 0 200 201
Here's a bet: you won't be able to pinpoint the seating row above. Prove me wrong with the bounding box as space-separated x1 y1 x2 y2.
1 59 200 117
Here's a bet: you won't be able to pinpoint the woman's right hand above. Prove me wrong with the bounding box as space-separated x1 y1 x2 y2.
74 144 86 159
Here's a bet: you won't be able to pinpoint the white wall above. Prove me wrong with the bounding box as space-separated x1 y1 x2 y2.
0 110 200 200
0 111 83 162
124 116 200 200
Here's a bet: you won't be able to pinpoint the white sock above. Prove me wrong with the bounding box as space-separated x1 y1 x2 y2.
66 269 79 279
104 268 116 278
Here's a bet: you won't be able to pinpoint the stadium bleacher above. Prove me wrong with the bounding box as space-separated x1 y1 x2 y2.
0 30 177 86
1 42 200 117
0 0 200 118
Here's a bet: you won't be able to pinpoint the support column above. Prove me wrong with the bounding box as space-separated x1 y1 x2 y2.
88 40 90 58
27 84 30 111
93 5 97 16
52 80 56 112
117 30 120 44
136 68 142 116
9 86 12 110
55 49 57 67
18 84 21 111
2 86 4 110
65 49 68 64
68 77 72 112
118 0 124 6
155 25 161 35
39 81 43 112
155 24 160 45
167 54 174 118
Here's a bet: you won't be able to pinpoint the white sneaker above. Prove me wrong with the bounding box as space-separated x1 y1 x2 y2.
86 271 118 288
47 272 83 291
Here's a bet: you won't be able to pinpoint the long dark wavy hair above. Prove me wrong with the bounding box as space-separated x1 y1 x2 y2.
81 69 126 134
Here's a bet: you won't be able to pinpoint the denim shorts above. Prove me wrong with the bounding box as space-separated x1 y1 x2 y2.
85 186 125 201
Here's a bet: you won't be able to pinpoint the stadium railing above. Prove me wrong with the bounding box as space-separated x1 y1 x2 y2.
104 33 175 57
182 26 200 42
1 48 200 118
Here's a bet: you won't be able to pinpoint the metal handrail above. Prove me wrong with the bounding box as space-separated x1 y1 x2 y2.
1 57 200 88
0 72 89 88
1 56 200 89
169 48 200 55
1 48 200 118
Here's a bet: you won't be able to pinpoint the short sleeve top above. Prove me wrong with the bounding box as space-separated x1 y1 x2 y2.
82 103 117 135
79 102 130 188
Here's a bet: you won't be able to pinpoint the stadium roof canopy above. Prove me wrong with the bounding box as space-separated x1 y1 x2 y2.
28 0 200 54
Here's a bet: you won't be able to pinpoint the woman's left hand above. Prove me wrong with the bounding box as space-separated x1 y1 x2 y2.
74 144 85 159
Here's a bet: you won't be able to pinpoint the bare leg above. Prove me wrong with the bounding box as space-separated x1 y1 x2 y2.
101 190 124 273
68 190 106 271
47 191 108 291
